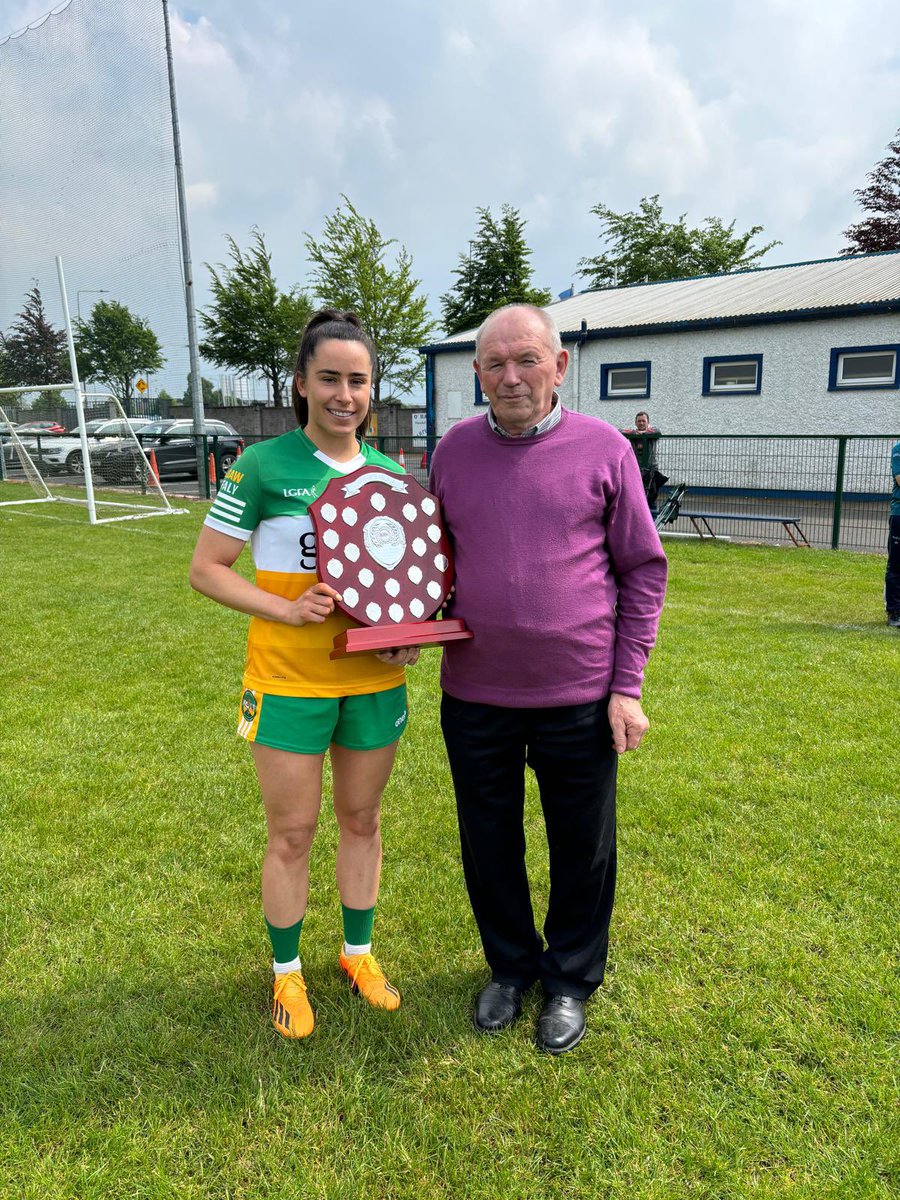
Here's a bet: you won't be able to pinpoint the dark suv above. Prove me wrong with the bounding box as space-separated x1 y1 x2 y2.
94 419 244 483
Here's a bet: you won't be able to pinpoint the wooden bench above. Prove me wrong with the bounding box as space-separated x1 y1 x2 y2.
679 510 810 547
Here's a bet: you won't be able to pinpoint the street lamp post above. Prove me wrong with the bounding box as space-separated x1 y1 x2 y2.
76 288 108 322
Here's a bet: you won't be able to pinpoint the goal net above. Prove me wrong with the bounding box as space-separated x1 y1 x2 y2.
0 0 191 415
0 385 186 523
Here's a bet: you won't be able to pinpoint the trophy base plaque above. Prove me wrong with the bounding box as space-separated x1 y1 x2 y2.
330 618 473 659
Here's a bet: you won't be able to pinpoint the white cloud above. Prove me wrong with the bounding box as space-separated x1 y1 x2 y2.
187 181 218 209
2 0 899 342
446 29 476 57
419 0 900 280
352 98 397 160
171 11 233 70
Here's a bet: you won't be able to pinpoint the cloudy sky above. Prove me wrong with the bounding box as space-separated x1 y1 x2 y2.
2 0 899 394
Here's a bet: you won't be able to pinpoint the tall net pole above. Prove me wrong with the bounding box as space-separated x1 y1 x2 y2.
161 0 207 495
56 255 97 523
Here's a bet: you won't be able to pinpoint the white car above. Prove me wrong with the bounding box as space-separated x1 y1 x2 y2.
1 422 69 466
36 418 156 475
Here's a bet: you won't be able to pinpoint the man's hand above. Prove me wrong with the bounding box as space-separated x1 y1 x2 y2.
376 646 421 666
608 692 649 754
284 581 342 626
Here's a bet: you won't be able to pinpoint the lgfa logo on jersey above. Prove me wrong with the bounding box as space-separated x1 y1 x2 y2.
283 486 319 498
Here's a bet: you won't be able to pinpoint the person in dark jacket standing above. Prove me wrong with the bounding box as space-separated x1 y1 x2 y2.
886 439 900 628
624 411 665 514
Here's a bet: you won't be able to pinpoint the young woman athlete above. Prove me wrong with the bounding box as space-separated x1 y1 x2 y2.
189 310 418 1038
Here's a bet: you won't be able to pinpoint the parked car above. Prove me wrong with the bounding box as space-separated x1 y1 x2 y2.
38 418 156 475
94 419 244 483
2 418 63 450
1 422 61 466
14 420 66 435
66 419 118 436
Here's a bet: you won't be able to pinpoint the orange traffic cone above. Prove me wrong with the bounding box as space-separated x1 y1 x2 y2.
397 447 406 470
146 448 160 487
208 451 217 488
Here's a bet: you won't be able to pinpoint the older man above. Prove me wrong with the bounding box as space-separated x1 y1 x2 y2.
429 304 667 1054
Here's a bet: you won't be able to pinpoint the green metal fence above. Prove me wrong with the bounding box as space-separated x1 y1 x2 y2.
625 433 897 553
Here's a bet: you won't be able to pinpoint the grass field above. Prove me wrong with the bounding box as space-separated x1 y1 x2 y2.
1 500 897 1199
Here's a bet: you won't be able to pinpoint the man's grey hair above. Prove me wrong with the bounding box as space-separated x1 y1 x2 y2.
474 304 562 359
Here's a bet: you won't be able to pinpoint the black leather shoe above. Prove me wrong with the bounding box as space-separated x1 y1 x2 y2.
536 994 586 1054
473 981 524 1033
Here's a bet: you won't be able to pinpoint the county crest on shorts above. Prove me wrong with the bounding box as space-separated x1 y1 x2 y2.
308 464 472 657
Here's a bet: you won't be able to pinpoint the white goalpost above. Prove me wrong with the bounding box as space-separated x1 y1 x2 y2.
0 257 186 525
0 390 185 524
1 0 207 506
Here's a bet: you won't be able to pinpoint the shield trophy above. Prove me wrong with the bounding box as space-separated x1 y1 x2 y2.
308 464 473 658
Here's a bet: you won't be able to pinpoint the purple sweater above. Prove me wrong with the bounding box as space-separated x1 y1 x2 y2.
429 409 667 706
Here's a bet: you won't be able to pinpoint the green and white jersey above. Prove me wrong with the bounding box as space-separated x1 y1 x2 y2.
205 427 371 564
204 427 406 698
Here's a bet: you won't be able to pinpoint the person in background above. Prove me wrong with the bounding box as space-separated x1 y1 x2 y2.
627 411 659 466
624 411 665 515
189 310 417 1040
430 304 667 1055
886 438 900 628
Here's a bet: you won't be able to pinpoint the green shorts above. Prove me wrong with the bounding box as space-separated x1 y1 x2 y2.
237 684 408 754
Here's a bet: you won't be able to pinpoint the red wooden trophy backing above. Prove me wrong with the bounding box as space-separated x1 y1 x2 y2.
308 464 472 656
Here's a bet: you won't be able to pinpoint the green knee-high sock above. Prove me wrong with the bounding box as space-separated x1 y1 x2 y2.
341 904 375 951
266 916 304 967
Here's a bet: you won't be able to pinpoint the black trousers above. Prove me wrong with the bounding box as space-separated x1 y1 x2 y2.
440 693 618 1000
886 514 900 614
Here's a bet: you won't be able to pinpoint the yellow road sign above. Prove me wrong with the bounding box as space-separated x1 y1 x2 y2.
136 379 148 394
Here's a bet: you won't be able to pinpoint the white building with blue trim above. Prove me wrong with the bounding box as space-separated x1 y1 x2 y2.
421 250 900 439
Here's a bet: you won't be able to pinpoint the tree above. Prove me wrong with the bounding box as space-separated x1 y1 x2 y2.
0 284 68 391
183 373 222 406
440 204 552 336
304 196 436 405
200 229 313 408
842 128 900 255
578 195 780 289
75 300 164 412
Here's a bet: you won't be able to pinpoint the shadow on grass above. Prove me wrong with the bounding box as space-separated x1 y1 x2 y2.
0 959 499 1124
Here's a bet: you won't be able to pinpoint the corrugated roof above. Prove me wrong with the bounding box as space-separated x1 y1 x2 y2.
430 251 900 347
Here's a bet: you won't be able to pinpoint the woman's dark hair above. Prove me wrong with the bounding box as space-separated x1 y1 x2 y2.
292 309 378 438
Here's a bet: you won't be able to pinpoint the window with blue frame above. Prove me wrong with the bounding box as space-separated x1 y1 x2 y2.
702 354 762 396
474 372 485 405
600 361 651 399
828 345 900 390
